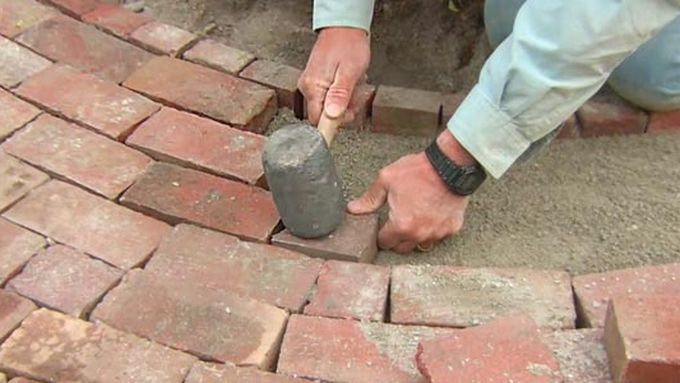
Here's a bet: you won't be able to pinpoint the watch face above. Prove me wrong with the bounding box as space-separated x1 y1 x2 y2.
454 168 486 195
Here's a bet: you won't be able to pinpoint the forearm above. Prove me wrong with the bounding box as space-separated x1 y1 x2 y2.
313 0 376 32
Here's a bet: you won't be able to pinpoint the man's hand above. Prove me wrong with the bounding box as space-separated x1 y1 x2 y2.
298 27 370 125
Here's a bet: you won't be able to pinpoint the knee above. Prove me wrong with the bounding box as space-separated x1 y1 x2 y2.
484 0 527 48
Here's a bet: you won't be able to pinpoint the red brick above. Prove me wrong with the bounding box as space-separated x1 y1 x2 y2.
3 114 152 199
7 245 122 318
272 213 379 263
4 180 171 269
82 3 151 37
416 315 560 383
543 329 611 383
0 218 45 285
0 0 56 38
278 315 456 383
183 39 255 75
304 260 389 321
648 109 680 134
346 83 376 130
16 64 159 140
187 362 309 383
557 114 580 139
390 266 575 329
121 162 279 242
131 21 198 57
0 309 197 382
17 15 153 83
0 36 51 89
124 56 276 133
93 269 288 369
372 85 442 136
577 100 648 138
144 224 322 312
126 107 265 185
0 151 48 212
0 87 40 141
440 92 465 125
572 263 679 328
43 0 101 18
604 295 680 383
240 59 302 112
0 290 36 341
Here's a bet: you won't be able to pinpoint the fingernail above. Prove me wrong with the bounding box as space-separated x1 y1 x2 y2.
325 103 343 118
347 200 361 213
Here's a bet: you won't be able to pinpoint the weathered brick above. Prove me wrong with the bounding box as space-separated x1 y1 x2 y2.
0 290 36 341
304 260 389 321
130 21 198 57
0 0 56 38
272 213 379 263
557 114 580 139
144 224 322 312
0 151 48 212
186 362 309 383
3 114 152 199
240 59 301 112
0 87 40 141
126 107 265 185
648 109 680 134
82 3 151 37
17 15 153 83
183 39 255 75
0 36 51 89
278 315 456 383
124 56 276 133
7 245 122 318
0 218 45 285
440 92 465 125
346 83 376 130
390 266 575 330
543 329 611 383
93 269 288 369
43 0 101 18
16 64 159 140
372 85 442 136
0 309 197 382
121 162 279 242
416 315 560 383
604 295 680 383
577 100 648 138
4 180 171 269
572 263 679 328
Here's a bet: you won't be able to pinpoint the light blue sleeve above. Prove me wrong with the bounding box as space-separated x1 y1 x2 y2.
449 0 680 178
313 0 376 32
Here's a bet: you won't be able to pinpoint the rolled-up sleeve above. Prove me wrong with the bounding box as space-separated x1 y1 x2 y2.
449 0 680 178
313 0 376 32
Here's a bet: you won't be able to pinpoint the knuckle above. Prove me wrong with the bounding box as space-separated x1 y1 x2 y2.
393 216 416 235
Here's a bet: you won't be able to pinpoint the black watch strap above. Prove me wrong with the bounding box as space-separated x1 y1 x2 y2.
425 140 487 196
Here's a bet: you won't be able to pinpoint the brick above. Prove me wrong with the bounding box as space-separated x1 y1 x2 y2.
131 21 197 57
572 263 679 328
304 260 389 321
187 362 309 383
17 16 153 83
0 151 48 212
0 36 51 89
183 39 255 75
278 315 456 383
578 100 648 138
0 218 45 285
0 290 36 341
240 59 301 112
83 3 151 37
126 107 265 185
93 269 288 369
124 56 276 133
7 245 122 318
416 315 560 383
121 162 279 242
346 84 377 130
144 224 322 312
0 0 56 38
648 109 680 134
272 213 379 263
390 266 575 329
440 92 465 125
372 85 441 136
16 64 159 140
0 89 40 141
557 114 580 139
43 0 101 17
4 180 171 269
0 309 197 382
604 295 680 383
3 114 152 199
9 378 37 383
543 329 611 383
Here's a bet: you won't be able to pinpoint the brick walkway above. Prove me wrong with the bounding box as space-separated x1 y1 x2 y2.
0 1 679 382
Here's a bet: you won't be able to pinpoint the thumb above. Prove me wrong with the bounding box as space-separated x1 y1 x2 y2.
324 66 360 119
348 177 388 215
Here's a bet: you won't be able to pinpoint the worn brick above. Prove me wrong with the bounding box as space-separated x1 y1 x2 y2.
8 245 122 318
0 290 36 341
121 162 279 242
183 39 255 75
346 84 377 130
304 260 389 321
278 315 456 383
17 15 153 83
240 59 301 112
543 329 612 383
0 36 51 89
144 224 321 312
16 64 159 140
0 0 56 38
124 56 276 133
390 266 575 330
0 218 45 285
440 92 465 125
604 295 680 383
43 0 101 17
4 180 171 269
130 21 197 57
272 213 379 263
0 87 40 141
578 100 648 138
126 107 265 185
557 114 580 139
372 85 442 136
3 114 152 199
572 263 680 328
187 362 308 383
93 269 288 369
0 309 197 382
648 109 680 134
416 315 560 383
0 151 48 212
83 3 151 37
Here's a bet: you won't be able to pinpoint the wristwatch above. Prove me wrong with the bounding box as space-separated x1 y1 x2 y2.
425 140 487 196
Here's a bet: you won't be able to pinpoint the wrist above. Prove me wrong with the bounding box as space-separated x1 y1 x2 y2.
436 130 477 167
318 26 369 37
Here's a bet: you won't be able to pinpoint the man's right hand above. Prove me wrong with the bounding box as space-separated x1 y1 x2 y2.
298 27 371 125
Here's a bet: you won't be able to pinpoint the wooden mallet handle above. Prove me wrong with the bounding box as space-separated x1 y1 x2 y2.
317 113 342 147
